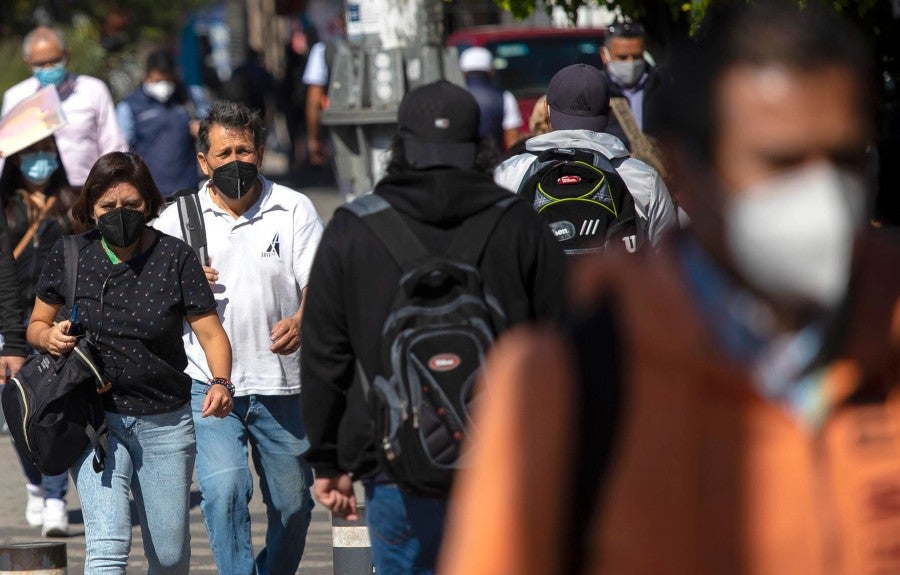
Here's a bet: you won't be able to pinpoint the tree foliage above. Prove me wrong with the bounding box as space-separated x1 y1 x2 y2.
498 0 881 33
0 0 217 97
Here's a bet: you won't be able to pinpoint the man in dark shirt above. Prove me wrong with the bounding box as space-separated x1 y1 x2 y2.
301 80 565 575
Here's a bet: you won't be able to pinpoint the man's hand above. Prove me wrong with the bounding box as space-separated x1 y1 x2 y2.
0 355 25 384
314 474 358 520
200 383 233 419
307 138 328 166
202 265 219 285
270 317 301 355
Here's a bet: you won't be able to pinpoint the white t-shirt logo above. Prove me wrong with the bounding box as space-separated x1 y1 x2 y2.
262 232 280 258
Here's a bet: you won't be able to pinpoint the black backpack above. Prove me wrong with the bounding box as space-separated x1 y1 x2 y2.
342 193 515 497
1 235 109 475
517 147 640 255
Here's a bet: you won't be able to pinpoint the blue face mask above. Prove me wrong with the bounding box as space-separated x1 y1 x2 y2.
19 151 59 185
33 63 67 87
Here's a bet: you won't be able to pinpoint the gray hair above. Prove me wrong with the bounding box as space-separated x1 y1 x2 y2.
22 26 66 59
197 100 264 154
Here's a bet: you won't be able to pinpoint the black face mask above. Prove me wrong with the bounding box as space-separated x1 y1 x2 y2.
211 160 258 199
97 208 145 248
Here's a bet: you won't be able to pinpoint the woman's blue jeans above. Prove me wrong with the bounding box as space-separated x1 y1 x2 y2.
72 404 195 574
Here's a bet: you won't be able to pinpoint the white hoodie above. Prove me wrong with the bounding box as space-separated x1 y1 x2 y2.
495 129 678 248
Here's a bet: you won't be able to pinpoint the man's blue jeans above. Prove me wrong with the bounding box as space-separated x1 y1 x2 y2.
364 481 449 575
73 404 195 574
191 381 314 575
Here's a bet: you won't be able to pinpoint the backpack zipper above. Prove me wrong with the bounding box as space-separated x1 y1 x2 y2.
382 436 396 461
11 379 32 453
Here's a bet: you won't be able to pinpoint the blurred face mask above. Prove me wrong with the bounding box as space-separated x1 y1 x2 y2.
144 80 176 103
19 151 59 185
606 57 646 88
725 163 866 311
32 62 67 87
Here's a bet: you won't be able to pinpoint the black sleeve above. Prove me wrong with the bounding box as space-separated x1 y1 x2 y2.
34 238 66 306
300 219 357 478
176 241 216 316
0 212 25 356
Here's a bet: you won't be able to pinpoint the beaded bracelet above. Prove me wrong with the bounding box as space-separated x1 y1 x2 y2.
207 377 236 397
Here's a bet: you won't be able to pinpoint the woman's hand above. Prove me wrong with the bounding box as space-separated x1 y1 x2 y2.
201 382 233 419
42 320 78 357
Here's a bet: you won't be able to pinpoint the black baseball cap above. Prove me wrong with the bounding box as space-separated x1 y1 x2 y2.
547 64 610 132
398 80 480 170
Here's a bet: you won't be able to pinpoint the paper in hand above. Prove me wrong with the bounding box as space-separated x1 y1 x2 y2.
0 85 67 157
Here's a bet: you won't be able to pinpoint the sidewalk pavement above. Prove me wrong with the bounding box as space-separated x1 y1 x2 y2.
0 434 335 573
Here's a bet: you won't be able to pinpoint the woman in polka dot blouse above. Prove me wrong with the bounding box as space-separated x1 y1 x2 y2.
27 151 233 574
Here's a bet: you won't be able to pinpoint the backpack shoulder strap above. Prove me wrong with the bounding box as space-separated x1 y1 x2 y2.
62 234 109 473
172 188 209 266
341 193 429 269
515 149 555 195
448 196 518 266
62 235 86 315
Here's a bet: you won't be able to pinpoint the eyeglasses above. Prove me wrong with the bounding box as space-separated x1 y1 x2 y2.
29 55 66 69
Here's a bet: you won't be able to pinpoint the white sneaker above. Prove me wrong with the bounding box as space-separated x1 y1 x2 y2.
41 498 69 537
25 484 43 527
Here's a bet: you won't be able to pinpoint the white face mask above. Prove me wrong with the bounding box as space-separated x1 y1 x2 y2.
606 58 646 87
144 80 176 102
725 163 866 311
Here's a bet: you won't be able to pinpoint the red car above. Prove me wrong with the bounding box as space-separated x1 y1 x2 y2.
447 26 607 136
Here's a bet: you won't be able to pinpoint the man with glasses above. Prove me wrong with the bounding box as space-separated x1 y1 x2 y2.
1 26 125 191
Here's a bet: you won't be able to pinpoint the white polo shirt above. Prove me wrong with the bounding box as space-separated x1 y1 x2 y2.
153 176 324 396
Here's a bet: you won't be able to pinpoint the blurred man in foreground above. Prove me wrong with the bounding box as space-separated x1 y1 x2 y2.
440 4 900 574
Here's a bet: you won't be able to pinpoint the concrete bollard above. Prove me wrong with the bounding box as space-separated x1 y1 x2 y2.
332 504 375 574
0 542 67 574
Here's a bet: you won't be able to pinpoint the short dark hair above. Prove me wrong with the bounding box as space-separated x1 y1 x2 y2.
72 152 164 226
197 100 264 154
657 2 874 161
605 21 644 47
145 49 175 77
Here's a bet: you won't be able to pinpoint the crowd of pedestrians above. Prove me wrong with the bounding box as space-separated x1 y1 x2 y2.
0 2 898 575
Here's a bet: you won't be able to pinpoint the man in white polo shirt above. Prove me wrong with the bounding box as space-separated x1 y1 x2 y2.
153 100 323 575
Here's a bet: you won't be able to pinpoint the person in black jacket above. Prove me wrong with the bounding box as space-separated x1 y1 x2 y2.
300 80 566 575
0 197 26 374
0 135 75 536
599 21 665 150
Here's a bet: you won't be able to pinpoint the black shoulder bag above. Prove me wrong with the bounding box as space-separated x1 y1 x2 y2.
1 235 109 475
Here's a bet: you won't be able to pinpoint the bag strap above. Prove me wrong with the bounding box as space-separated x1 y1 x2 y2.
62 235 82 315
14 195 58 259
62 234 109 472
172 188 209 266
608 97 668 179
448 196 518 266
341 194 429 269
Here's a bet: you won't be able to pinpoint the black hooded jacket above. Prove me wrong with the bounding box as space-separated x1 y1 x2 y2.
300 168 567 479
